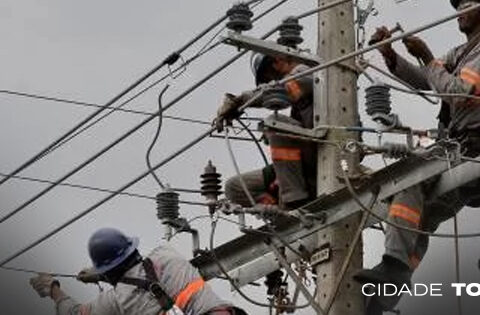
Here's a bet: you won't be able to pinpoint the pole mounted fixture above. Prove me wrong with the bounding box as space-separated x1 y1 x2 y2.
157 187 201 255
200 160 222 214
226 2 254 33
277 16 304 48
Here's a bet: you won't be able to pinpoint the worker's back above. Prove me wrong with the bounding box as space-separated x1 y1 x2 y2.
82 245 231 315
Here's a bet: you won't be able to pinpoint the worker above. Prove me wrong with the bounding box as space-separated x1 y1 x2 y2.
30 227 247 315
216 53 317 210
355 0 480 312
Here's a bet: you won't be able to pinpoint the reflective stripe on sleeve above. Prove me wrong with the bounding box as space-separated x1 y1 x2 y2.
389 203 421 226
270 147 301 161
175 278 205 311
285 80 303 101
460 67 480 95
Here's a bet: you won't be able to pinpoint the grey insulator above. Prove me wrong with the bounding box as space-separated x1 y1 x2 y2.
226 3 253 33
365 84 391 117
156 189 180 221
277 16 304 48
200 161 222 201
262 86 291 111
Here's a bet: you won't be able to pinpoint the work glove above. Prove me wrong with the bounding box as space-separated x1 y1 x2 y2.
77 267 103 284
402 36 434 65
369 26 397 68
30 273 59 298
215 93 242 132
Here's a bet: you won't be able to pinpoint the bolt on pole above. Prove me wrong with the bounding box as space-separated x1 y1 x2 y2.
314 1 364 314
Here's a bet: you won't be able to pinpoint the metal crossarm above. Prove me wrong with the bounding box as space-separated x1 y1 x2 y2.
191 152 480 287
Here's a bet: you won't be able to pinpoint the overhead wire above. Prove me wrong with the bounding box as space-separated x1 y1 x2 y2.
146 85 169 189
0 92 267 267
2 0 273 161
0 0 390 270
272 3 480 91
0 1 244 189
209 220 312 310
0 0 289 226
0 172 206 206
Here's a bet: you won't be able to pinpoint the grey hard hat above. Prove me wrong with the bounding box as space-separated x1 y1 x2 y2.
250 52 274 86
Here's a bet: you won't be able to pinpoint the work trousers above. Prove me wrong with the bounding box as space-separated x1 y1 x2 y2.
385 177 480 270
225 114 315 207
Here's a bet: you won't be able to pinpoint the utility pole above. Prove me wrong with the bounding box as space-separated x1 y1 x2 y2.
315 1 364 314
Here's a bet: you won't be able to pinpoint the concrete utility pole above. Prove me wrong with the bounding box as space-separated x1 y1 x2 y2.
315 1 364 314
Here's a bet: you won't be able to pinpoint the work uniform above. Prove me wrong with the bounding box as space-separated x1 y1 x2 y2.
225 64 316 207
384 35 480 270
55 245 232 315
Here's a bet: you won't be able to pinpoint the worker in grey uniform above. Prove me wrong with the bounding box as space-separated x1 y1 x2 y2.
30 228 246 315
216 53 316 210
355 0 480 312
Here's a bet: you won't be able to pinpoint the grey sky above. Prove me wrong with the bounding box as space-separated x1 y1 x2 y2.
0 0 479 314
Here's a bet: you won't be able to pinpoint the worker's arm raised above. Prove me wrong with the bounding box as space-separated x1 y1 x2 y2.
370 27 432 91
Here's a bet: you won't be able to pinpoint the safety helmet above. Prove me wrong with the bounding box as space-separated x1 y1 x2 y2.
88 228 140 274
451 0 480 8
250 52 274 86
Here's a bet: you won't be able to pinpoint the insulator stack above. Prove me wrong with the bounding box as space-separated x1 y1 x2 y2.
201 161 222 204
156 189 180 222
226 3 253 33
277 16 304 48
365 84 391 117
262 85 291 111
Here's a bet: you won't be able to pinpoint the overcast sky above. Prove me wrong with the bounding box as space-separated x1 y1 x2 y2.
0 0 479 314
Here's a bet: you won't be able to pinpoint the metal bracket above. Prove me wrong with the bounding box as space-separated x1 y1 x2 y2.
260 115 328 139
222 32 321 67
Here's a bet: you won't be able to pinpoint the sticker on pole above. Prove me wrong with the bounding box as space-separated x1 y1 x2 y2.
310 243 331 266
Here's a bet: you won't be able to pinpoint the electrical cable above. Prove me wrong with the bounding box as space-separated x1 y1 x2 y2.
0 172 206 206
8 0 285 159
0 3 240 189
0 266 77 278
453 212 463 315
386 83 480 102
272 3 480 92
0 127 216 267
0 0 289 226
0 89 216 124
209 220 312 310
358 59 439 105
236 119 269 166
0 82 266 267
146 85 169 189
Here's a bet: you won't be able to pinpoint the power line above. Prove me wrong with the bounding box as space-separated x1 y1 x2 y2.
0 172 207 206
0 5 240 190
0 127 215 267
0 89 266 268
0 0 287 225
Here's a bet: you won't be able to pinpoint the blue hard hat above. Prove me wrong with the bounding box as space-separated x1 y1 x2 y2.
88 228 139 274
250 52 274 86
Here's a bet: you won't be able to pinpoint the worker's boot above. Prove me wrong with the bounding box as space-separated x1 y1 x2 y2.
354 255 412 312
